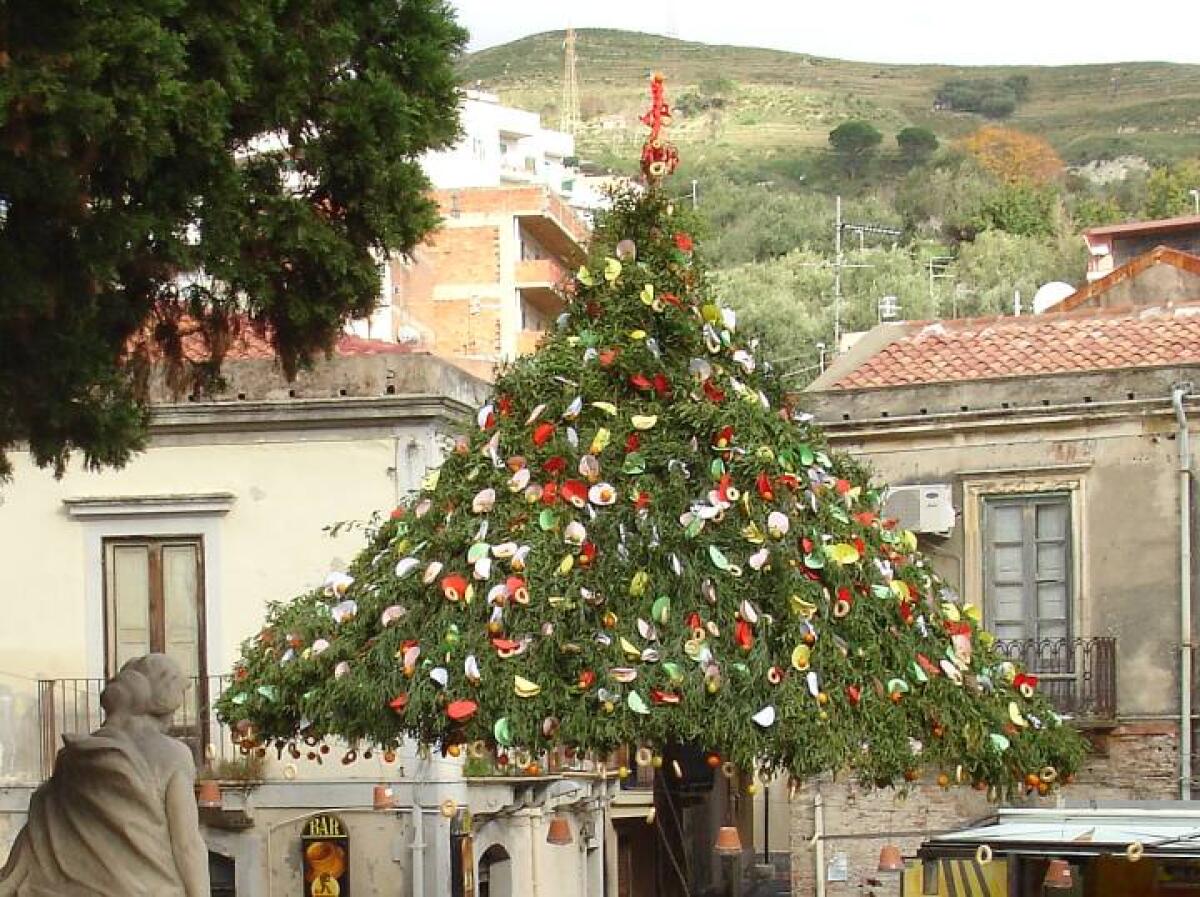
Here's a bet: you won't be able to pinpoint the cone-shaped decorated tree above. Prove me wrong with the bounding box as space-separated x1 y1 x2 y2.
219 76 1085 797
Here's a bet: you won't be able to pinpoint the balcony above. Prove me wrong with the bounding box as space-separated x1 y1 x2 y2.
37 675 233 779
990 637 1117 724
516 257 567 289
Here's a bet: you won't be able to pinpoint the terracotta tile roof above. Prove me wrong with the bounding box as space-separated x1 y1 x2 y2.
827 304 1200 390
187 329 412 362
134 316 411 363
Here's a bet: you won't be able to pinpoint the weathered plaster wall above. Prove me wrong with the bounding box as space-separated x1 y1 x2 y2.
792 366 1199 895
788 723 1177 896
808 369 1199 721
1089 264 1200 309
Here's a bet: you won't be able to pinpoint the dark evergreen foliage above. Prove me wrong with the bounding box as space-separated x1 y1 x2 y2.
0 0 466 478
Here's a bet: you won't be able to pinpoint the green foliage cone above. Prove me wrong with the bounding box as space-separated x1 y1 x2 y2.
219 186 1084 795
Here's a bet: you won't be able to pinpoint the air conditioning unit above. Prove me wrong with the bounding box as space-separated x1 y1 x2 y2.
882 484 955 535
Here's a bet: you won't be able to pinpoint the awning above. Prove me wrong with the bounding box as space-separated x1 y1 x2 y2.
922 806 1200 860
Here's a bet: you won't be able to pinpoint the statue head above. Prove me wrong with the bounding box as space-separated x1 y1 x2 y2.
99 665 154 720
104 654 188 724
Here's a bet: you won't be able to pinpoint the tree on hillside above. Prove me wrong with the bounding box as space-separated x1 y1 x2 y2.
954 231 1086 317
829 120 883 179
896 127 939 167
934 76 1029 119
1142 160 1200 219
895 155 1001 241
960 126 1064 186
972 183 1061 237
0 0 467 480
219 79 1084 798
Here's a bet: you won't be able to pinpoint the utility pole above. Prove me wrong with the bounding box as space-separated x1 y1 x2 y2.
830 197 901 351
561 27 580 136
834 195 843 350
691 179 698 210
927 255 954 316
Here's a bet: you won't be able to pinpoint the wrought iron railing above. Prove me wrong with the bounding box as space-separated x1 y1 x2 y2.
990 637 1117 723
37 674 233 779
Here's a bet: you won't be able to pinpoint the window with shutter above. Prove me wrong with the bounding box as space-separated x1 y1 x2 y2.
103 537 207 748
982 494 1072 643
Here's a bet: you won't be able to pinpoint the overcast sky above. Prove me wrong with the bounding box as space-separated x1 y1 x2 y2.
450 0 1200 66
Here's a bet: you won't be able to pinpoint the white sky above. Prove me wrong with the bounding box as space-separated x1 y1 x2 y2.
452 0 1200 66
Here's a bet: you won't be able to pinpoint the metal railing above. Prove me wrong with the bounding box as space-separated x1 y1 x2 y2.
37 674 232 779
990 637 1117 723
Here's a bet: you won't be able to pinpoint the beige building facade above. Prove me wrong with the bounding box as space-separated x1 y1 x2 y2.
0 344 616 897
789 304 1200 895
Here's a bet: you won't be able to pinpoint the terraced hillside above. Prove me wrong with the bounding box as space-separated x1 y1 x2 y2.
460 29 1200 168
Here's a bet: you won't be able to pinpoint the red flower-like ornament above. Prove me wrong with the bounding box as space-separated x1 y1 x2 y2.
735 620 754 651
702 380 726 404
1014 673 1039 698
561 479 588 508
674 232 694 253
533 422 556 447
446 699 477 722
756 471 775 501
441 574 468 602
580 542 598 567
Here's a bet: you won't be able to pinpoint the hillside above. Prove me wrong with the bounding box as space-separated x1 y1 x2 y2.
461 29 1200 168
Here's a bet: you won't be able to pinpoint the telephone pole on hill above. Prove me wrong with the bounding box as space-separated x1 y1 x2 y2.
830 196 900 351
561 28 580 136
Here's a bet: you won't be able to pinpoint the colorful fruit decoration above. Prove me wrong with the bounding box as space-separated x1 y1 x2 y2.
217 75 1085 799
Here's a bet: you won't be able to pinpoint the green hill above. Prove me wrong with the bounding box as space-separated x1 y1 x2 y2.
461 29 1200 168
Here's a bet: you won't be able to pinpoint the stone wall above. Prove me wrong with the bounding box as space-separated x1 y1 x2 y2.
787 722 1178 896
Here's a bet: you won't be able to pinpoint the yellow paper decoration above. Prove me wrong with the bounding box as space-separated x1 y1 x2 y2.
826 543 860 565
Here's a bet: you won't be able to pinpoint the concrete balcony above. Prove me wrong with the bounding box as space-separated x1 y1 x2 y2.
516 257 567 289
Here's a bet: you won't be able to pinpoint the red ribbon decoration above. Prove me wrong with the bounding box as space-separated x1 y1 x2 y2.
639 73 680 183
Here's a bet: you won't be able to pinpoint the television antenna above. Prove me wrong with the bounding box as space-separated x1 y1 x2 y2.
561 27 580 135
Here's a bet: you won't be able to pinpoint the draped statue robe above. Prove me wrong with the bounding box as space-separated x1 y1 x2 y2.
0 726 192 897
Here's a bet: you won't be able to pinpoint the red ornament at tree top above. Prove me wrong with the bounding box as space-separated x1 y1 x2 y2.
640 72 679 183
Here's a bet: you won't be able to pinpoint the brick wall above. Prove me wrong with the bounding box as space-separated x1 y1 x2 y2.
427 226 500 284
787 722 1178 896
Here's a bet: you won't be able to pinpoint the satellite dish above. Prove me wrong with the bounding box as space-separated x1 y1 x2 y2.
1033 281 1076 314
396 324 425 345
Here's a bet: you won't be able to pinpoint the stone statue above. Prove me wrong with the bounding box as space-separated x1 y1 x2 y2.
0 654 211 897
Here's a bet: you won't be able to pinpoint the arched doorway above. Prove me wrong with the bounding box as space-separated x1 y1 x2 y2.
478 844 512 897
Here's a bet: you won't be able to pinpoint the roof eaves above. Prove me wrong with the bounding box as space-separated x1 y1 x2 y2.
1084 214 1200 239
806 322 917 392
1057 246 1200 312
